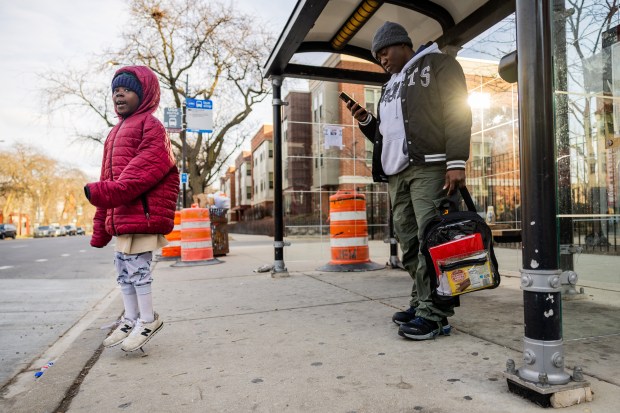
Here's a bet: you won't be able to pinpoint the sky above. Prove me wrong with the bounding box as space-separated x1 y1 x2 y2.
0 0 299 178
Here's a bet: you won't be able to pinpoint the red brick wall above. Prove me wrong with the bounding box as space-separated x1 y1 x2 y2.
335 60 380 185
250 125 273 153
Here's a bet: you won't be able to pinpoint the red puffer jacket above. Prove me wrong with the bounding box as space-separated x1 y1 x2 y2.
86 66 179 248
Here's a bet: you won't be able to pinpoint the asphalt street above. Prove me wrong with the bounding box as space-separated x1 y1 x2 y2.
0 235 116 387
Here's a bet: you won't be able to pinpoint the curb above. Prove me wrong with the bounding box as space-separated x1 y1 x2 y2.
0 291 122 413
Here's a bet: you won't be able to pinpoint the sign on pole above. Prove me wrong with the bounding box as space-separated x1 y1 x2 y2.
186 98 213 133
164 107 183 132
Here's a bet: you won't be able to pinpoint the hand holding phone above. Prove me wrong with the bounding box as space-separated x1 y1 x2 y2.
339 91 356 105
340 92 369 122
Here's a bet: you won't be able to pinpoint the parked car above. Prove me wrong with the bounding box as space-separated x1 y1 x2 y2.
64 225 77 236
50 224 67 237
76 227 86 235
0 223 17 240
34 225 52 238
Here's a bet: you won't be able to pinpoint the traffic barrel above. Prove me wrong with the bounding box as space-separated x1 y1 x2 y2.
317 191 384 272
172 208 221 267
158 211 181 261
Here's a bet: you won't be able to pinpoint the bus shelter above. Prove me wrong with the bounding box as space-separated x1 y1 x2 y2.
264 0 620 405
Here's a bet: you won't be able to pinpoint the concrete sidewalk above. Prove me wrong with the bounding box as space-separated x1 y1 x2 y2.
2 234 619 412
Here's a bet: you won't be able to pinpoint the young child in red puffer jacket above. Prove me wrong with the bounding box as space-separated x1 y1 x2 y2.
84 65 179 352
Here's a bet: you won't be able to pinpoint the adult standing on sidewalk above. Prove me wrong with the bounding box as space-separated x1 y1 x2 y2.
84 66 179 352
347 22 472 340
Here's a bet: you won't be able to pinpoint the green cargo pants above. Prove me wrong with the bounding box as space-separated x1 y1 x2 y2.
388 163 455 321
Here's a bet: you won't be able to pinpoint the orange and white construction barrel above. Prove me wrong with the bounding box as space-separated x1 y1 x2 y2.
171 207 221 267
317 191 384 272
158 211 181 260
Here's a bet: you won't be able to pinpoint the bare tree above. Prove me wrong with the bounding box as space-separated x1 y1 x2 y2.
561 0 619 210
42 0 273 200
42 66 116 146
0 144 95 232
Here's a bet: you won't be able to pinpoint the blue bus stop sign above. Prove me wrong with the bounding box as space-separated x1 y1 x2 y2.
186 98 213 133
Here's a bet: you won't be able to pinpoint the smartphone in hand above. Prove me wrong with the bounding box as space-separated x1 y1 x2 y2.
340 91 369 122
339 91 357 106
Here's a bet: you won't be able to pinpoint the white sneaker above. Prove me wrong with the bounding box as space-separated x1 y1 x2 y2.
121 312 163 352
103 316 135 348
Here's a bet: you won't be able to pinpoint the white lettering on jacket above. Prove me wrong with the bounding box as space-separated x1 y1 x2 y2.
407 67 419 86
407 65 431 87
421 66 430 87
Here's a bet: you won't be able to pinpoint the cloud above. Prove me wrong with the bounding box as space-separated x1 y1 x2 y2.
0 0 297 173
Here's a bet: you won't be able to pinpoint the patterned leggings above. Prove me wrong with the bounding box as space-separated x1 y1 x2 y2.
114 251 153 287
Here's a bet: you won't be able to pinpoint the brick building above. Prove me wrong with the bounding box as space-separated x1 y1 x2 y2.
231 151 252 222
282 91 313 216
309 54 387 227
250 125 274 215
219 166 236 221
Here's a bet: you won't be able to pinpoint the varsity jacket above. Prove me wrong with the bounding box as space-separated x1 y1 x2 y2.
359 45 472 183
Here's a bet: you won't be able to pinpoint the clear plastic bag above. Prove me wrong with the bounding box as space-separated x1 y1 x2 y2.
436 250 495 296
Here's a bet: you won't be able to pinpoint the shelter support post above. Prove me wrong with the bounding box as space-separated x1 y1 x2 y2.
271 76 290 277
504 0 590 406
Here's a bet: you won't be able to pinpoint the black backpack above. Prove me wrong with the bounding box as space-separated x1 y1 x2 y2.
420 187 501 302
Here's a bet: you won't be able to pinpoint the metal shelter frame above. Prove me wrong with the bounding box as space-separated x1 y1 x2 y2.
264 0 590 404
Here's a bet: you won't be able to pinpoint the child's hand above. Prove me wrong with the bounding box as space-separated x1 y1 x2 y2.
90 238 106 248
90 229 111 248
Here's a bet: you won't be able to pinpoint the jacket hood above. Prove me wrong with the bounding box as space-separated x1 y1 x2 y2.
113 65 160 118
400 42 441 74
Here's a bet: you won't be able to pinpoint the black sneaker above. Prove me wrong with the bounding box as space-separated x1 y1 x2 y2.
398 316 451 340
392 306 417 325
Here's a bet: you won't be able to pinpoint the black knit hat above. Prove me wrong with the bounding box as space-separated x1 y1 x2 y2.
111 72 143 102
371 21 413 59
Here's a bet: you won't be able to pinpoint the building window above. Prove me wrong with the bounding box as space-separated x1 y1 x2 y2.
246 167 251 176
269 172 274 189
313 95 319 123
364 87 382 114
269 141 273 158
246 186 251 199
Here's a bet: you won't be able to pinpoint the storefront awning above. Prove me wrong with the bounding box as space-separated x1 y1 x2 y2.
265 0 515 85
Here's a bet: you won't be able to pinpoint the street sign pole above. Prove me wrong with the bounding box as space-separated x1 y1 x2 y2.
181 74 188 208
181 116 187 208
181 75 213 209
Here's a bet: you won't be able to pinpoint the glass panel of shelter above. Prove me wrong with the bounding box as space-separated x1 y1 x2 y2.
281 80 389 265
279 3 619 298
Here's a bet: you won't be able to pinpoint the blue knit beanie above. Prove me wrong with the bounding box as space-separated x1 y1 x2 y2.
111 72 143 102
371 21 413 59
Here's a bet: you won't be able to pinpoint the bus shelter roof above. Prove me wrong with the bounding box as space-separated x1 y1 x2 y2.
265 0 515 85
